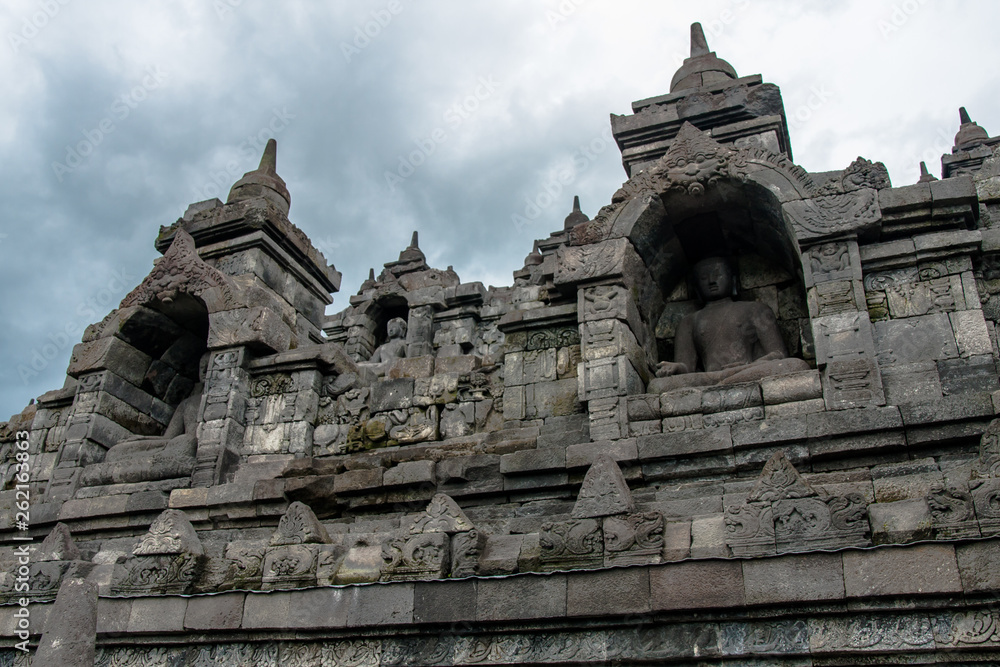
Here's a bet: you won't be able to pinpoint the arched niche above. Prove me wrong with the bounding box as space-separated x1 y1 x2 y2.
576 124 818 369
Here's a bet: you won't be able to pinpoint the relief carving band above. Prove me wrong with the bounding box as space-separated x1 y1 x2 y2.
649 256 809 392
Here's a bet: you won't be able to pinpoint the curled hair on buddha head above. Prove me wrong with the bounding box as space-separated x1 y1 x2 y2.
386 317 408 339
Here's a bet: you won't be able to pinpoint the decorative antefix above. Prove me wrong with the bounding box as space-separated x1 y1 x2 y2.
572 455 636 518
269 501 330 546
112 509 206 595
408 493 475 534
726 451 869 557
133 509 204 556
35 522 80 562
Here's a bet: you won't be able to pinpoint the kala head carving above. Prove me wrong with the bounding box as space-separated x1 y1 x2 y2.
662 122 731 196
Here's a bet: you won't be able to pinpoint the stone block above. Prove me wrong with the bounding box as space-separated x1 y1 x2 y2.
627 394 662 421
413 579 478 624
524 378 580 419
287 587 349 628
636 426 733 460
731 416 808 447
434 354 482 375
567 568 650 617
500 447 565 474
383 460 435 487
955 540 1000 592
662 520 692 561
479 534 524 576
703 406 764 427
242 591 291 629
951 310 992 357
650 560 745 611
689 515 728 558
477 574 566 621
96 597 132 635
760 370 822 405
370 378 414 412
938 356 1000 395
701 383 762 413
334 545 383 584
843 544 961 597
880 361 943 404
346 582 414 626
868 499 934 545
128 596 187 633
388 356 435 379
184 592 244 630
742 553 845 605
898 392 993 425
67 337 152 385
334 468 383 494
873 313 958 364
660 387 704 417
578 356 643 401
871 458 942 503
661 413 704 432
566 438 639 468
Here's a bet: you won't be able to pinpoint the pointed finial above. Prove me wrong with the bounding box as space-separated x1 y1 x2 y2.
368 267 375 280
563 195 589 230
960 107 973 125
690 22 710 58
918 161 938 183
259 138 277 172
409 230 419 249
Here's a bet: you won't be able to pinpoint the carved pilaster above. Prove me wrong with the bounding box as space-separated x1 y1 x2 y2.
192 346 249 487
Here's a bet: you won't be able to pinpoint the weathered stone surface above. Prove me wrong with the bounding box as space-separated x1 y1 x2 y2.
134 509 203 556
479 534 524 575
567 568 650 617
32 578 98 667
572 455 635 518
843 544 962 597
477 574 566 620
651 560 744 610
269 501 330 545
742 553 845 604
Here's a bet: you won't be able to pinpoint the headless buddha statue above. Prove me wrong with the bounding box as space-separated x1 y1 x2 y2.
79 355 207 487
648 256 810 393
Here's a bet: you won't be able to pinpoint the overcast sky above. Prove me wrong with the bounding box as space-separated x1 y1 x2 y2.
2 0 999 420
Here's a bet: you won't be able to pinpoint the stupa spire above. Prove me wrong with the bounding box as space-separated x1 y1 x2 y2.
690 22 710 57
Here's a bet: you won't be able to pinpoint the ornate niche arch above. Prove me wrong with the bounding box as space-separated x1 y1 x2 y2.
566 123 884 355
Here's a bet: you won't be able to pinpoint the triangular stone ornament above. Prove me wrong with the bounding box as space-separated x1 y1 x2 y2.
747 451 815 503
36 523 81 562
572 455 636 519
133 509 204 556
269 501 331 546
409 494 474 534
120 228 234 310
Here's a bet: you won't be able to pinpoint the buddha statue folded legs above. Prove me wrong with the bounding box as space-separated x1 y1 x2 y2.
647 256 811 394
79 358 205 488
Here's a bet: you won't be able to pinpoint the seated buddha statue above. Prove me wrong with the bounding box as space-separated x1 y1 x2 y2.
79 356 207 487
648 256 810 393
358 317 408 377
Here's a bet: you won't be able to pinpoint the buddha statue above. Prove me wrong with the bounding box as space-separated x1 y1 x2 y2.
79 355 207 487
648 256 810 393
359 317 408 377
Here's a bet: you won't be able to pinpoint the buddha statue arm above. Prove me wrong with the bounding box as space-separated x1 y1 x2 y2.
656 315 695 377
749 303 789 362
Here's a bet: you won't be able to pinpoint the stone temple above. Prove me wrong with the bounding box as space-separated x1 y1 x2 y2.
6 22 1000 666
